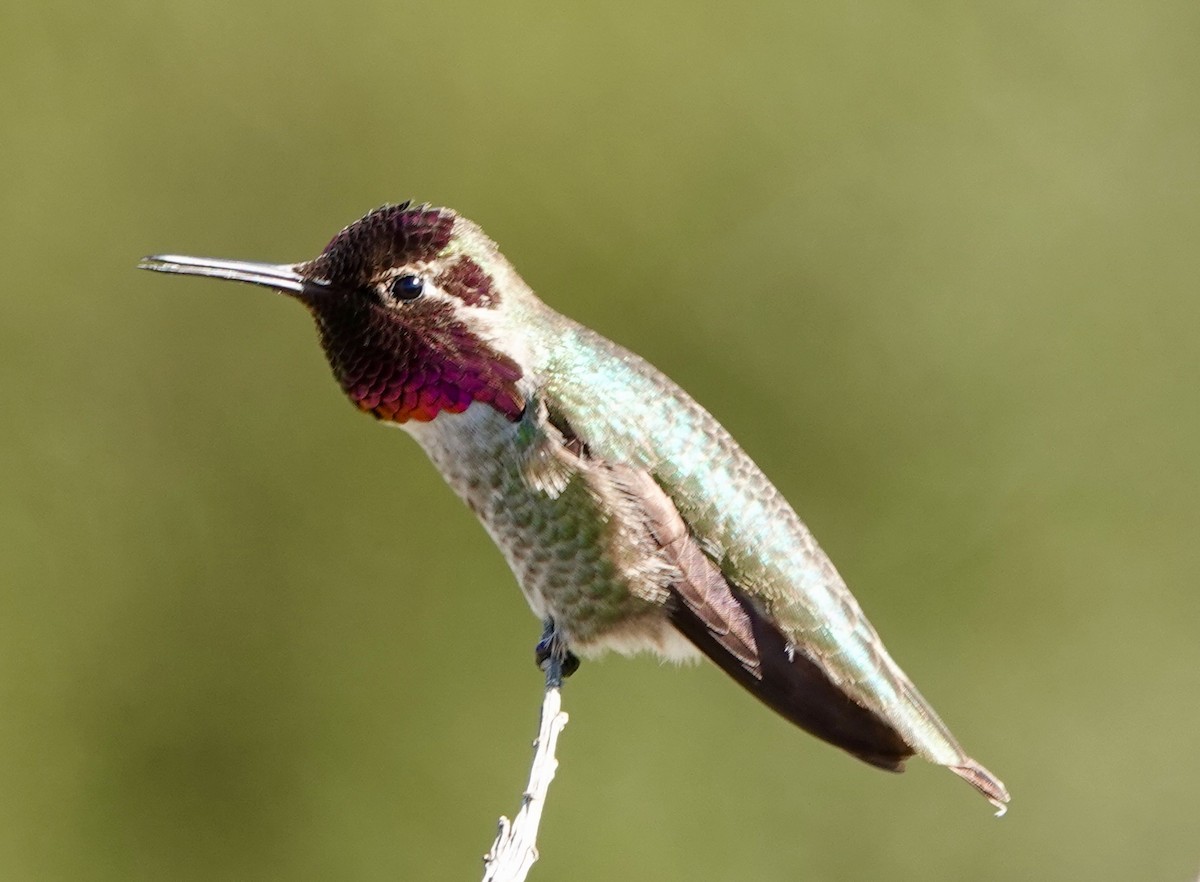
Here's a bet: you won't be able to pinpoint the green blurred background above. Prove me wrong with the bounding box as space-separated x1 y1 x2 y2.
2 1 1198 879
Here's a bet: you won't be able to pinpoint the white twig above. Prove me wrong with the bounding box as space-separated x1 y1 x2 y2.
481 660 570 882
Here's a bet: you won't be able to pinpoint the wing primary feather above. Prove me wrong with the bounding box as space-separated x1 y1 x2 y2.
610 467 915 771
667 581 915 771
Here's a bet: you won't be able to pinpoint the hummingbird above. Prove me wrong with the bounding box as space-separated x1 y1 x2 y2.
140 202 1009 813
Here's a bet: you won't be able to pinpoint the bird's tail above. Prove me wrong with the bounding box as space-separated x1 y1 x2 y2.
668 584 1011 814
950 759 1011 816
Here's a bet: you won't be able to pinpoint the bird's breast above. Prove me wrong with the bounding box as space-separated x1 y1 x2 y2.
400 403 685 654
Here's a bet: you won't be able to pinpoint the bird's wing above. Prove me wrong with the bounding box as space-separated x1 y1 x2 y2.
525 396 912 767
606 464 916 771
539 328 1009 811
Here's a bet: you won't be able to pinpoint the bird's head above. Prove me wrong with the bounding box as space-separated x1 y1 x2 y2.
141 202 529 423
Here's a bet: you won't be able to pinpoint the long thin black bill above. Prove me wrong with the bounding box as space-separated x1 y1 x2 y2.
138 255 313 296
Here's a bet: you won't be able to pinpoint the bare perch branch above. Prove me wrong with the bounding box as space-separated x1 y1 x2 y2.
481 656 570 882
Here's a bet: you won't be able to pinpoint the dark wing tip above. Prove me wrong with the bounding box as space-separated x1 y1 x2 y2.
668 584 916 771
602 463 916 776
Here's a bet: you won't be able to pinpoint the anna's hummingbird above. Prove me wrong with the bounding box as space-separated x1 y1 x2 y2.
140 202 1009 813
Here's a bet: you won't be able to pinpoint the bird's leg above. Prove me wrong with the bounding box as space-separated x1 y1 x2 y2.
535 619 580 686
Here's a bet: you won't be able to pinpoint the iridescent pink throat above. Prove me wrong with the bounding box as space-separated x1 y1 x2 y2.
300 202 526 424
312 296 525 424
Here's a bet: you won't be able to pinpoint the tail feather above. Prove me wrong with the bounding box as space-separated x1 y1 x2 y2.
669 584 1012 814
951 760 1011 816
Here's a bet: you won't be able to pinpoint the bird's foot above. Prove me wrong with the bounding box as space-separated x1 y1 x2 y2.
535 620 580 686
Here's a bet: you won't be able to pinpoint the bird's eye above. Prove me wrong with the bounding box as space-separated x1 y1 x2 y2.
389 273 424 301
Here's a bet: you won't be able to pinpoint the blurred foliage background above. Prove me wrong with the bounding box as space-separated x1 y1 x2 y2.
2 1 1198 879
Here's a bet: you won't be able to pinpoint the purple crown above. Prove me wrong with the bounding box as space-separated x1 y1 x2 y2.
305 202 455 284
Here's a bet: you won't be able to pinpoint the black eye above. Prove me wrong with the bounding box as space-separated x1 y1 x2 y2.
389 273 424 301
